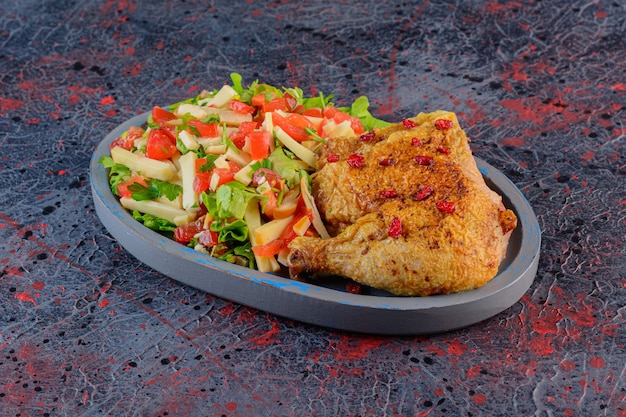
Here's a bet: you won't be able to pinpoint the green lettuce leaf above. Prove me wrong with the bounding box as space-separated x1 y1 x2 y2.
131 210 176 232
214 181 258 221
128 179 182 201
302 91 334 109
267 148 301 189
98 156 132 196
340 96 390 131
211 219 248 243
215 241 255 269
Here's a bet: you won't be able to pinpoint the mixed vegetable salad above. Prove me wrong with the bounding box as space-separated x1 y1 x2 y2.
99 73 389 273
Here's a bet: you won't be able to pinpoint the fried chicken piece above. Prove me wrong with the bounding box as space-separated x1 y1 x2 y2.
287 111 517 296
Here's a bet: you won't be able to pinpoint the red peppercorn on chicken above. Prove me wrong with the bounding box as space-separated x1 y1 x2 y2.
287 110 518 296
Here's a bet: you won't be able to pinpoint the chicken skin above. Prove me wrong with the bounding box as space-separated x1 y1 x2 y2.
287 111 517 296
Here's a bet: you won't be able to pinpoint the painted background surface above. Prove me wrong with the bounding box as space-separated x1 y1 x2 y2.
1 1 624 416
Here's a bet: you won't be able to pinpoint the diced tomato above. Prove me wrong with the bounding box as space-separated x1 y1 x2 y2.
110 125 144 150
195 157 207 172
252 239 286 257
272 112 310 142
283 93 298 111
252 168 283 189
128 125 146 139
273 197 313 243
212 168 235 188
301 107 323 118
322 105 339 119
251 93 288 114
324 106 364 135
146 128 178 160
265 97 289 113
251 93 270 107
151 106 177 126
227 160 241 173
229 131 246 149
349 118 364 135
117 174 148 198
294 195 310 217
261 189 278 218
110 138 132 151
174 218 204 244
193 171 212 194
229 121 258 149
198 229 219 246
288 113 315 130
279 222 298 243
195 167 234 193
161 126 178 142
188 120 219 138
331 109 351 123
279 211 313 244
238 121 258 134
228 99 256 115
248 131 271 160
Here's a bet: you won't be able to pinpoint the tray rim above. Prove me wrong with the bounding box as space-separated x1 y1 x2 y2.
90 111 541 334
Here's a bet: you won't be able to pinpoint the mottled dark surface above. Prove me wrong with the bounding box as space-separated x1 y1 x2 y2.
1 0 624 416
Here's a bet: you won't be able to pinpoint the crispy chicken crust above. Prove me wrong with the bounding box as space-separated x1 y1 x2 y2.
287 111 517 296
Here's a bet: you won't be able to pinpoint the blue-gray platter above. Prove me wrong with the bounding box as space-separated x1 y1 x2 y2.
90 112 541 335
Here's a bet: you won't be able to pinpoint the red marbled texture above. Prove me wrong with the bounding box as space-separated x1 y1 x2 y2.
0 0 624 416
